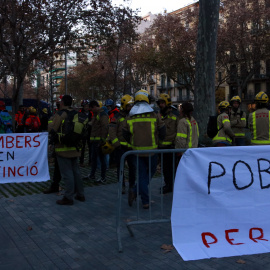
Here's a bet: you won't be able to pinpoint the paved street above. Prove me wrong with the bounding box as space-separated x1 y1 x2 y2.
0 165 270 269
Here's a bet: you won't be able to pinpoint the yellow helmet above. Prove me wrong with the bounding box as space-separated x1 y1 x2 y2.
134 89 149 103
157 93 172 106
101 141 115 155
230 96 241 104
121 95 134 110
218 101 231 109
29 107 37 114
255 91 269 103
42 108 48 114
97 100 103 107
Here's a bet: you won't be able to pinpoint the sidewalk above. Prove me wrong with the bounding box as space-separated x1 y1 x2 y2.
0 179 269 269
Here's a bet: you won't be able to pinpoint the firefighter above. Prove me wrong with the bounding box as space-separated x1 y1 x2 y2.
249 91 270 145
229 96 247 146
15 105 26 133
107 94 136 195
175 102 199 149
87 100 109 183
123 89 166 209
79 99 92 167
212 101 235 146
105 99 119 123
157 93 178 194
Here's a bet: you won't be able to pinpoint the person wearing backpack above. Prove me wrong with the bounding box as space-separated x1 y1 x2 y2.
212 101 235 146
229 96 246 146
25 107 41 133
48 95 85 205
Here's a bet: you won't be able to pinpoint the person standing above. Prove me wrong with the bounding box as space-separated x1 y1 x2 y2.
249 91 270 145
229 96 246 146
25 107 41 133
79 99 92 167
15 105 25 133
175 102 199 149
123 90 166 209
40 108 49 132
48 95 85 205
212 101 235 146
157 94 178 194
87 100 109 183
107 94 136 195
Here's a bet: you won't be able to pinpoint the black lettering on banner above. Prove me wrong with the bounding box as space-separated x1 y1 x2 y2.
257 158 270 189
233 160 253 190
7 151 14 161
208 162 226 194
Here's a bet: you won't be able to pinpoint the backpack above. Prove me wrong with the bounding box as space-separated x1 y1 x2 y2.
207 115 221 139
60 110 88 149
0 112 13 134
29 116 40 132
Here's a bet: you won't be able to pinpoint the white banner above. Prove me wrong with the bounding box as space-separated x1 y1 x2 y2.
0 133 50 183
171 146 270 261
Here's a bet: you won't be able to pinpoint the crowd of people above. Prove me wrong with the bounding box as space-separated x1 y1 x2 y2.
2 90 268 209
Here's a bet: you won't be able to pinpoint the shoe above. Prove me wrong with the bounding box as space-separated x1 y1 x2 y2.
95 178 101 183
74 195 86 202
122 186 126 194
128 189 137 207
56 197 74 205
101 177 106 183
143 204 149 209
84 174 95 180
160 186 173 194
43 186 59 194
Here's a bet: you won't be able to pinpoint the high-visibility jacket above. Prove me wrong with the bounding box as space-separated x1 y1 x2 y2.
25 115 41 132
90 108 109 143
107 110 130 149
108 107 119 123
248 108 270 145
122 111 165 151
230 108 246 138
159 109 178 148
212 112 234 144
48 107 81 158
15 111 25 126
175 116 199 149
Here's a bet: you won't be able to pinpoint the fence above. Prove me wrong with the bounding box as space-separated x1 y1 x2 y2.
116 149 186 252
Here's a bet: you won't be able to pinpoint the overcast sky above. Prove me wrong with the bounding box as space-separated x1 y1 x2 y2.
111 0 197 16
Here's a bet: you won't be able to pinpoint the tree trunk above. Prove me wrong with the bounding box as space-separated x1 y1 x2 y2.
194 0 220 144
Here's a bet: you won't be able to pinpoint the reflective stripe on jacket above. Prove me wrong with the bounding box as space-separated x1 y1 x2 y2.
230 108 246 138
249 108 270 145
175 116 199 149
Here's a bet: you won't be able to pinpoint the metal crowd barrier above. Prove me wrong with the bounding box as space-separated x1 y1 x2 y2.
116 148 186 252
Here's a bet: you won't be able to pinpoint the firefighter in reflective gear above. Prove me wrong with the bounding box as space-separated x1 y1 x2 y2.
175 102 199 149
48 95 85 205
157 93 178 194
249 92 270 145
15 105 26 133
87 100 109 183
229 96 246 146
105 98 120 123
108 94 136 194
123 89 166 209
212 101 235 146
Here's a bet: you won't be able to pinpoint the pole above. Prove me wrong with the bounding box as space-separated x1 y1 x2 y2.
65 43 68 95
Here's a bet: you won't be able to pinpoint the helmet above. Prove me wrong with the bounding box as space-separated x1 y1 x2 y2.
218 101 231 109
101 141 115 155
42 108 48 114
134 89 149 103
29 107 37 114
230 96 241 104
255 91 269 103
105 99 114 107
121 95 134 110
0 101 5 110
96 100 103 107
81 99 89 106
157 93 172 106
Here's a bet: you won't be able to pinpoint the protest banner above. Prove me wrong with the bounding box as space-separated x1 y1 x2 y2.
171 146 270 261
0 133 50 183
